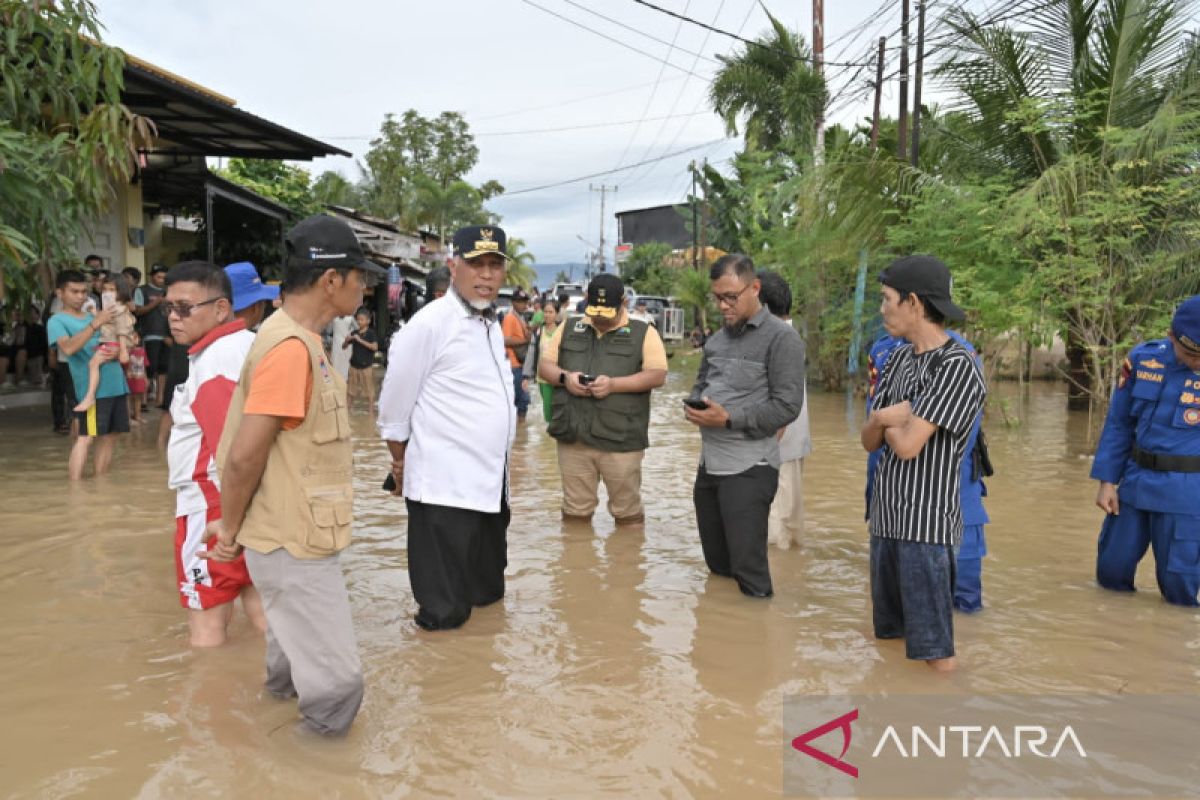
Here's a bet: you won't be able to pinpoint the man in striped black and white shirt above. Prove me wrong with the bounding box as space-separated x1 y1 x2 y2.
861 256 985 672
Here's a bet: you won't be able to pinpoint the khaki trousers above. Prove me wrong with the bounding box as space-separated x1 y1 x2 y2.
556 441 645 522
767 458 805 549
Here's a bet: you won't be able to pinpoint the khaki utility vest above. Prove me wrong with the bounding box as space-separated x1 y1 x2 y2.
548 316 651 452
217 309 354 559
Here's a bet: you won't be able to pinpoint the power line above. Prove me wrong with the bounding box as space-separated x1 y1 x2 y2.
609 0 693 171
517 0 709 78
557 0 719 65
478 110 714 137
471 74 696 122
500 138 729 196
619 0 726 186
630 0 876 67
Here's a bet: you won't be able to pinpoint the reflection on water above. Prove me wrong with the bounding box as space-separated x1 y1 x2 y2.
1 373 1197 797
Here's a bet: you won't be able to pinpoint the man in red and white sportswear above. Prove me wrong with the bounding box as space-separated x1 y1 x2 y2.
165 260 268 646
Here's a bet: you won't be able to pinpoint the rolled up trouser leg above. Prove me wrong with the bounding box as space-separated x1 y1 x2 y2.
1096 507 1151 593
245 548 363 736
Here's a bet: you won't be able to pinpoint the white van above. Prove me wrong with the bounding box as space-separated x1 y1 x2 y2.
551 282 586 311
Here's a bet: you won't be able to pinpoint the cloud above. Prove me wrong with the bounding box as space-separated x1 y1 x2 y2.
98 0 905 265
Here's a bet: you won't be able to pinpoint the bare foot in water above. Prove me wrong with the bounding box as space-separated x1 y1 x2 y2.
926 657 957 672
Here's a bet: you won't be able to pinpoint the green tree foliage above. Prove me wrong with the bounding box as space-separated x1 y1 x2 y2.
359 110 500 233
938 0 1200 408
504 236 537 290
215 158 323 217
311 170 359 208
699 0 1200 416
619 245 676 296
0 0 153 304
709 11 827 154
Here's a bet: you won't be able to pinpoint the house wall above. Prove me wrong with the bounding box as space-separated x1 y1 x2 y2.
78 180 146 272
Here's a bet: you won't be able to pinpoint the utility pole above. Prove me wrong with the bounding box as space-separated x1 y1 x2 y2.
698 157 708 266
589 183 616 272
910 0 926 168
813 0 825 164
690 161 699 270
871 36 886 152
898 0 910 161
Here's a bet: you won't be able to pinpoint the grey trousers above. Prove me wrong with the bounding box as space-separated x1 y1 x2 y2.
244 548 364 736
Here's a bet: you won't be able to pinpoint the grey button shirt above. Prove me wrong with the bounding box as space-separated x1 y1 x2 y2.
690 306 806 475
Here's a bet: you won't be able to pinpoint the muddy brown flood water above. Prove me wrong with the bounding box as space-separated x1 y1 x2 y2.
1 369 1198 798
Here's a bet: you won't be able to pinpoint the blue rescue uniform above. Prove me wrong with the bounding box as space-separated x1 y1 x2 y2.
1091 339 1200 606
866 333 990 612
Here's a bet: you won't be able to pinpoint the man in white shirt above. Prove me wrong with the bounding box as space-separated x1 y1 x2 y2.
377 225 516 631
758 271 812 549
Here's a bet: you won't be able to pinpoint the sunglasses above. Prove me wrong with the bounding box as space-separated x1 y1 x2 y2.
164 297 222 318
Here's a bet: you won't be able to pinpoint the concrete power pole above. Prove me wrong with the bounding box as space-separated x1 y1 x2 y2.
871 36 886 151
898 0 910 161
910 0 926 168
590 183 616 272
690 161 699 270
813 0 825 164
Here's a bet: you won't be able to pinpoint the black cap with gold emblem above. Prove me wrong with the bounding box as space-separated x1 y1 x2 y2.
585 273 624 320
453 225 511 261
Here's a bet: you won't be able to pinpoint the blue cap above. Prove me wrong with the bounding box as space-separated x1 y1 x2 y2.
224 262 279 312
1172 295 1200 355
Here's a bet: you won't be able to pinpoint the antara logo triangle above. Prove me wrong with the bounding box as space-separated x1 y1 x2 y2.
791 709 859 779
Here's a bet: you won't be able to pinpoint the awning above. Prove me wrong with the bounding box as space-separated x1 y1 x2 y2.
122 57 349 160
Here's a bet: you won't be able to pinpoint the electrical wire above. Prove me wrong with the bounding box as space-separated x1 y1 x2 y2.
476 110 714 137
630 0 876 67
556 0 719 65
500 138 729 196
517 0 708 78
618 0 726 186
609 0 694 171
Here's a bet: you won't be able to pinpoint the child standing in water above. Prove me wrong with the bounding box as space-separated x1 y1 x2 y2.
75 274 134 412
125 330 148 424
343 307 379 414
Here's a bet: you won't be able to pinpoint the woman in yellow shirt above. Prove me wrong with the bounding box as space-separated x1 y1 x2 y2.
523 300 561 423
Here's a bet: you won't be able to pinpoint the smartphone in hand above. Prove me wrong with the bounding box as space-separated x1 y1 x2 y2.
382 472 397 492
579 374 596 385
683 398 710 410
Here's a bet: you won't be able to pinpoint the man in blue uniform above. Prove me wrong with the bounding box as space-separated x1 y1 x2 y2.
866 331 991 612
1091 296 1200 606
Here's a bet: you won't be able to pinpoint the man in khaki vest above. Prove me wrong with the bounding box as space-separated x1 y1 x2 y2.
207 214 384 736
538 273 668 524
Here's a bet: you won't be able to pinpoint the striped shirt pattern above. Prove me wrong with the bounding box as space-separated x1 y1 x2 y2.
869 339 986 545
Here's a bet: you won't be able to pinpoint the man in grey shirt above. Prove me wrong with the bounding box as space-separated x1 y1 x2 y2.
684 254 806 597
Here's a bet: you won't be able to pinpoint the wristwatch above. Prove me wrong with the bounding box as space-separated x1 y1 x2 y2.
559 370 567 385
724 416 732 429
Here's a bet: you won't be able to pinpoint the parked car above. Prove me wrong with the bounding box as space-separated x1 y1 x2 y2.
551 282 586 312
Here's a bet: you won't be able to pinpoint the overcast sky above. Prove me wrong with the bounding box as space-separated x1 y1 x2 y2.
97 0 969 264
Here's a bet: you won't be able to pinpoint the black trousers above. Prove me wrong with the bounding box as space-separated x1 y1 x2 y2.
405 497 510 630
694 464 779 597
51 362 75 429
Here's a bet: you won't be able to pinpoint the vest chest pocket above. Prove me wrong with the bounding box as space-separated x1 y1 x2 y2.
304 486 353 554
312 390 350 443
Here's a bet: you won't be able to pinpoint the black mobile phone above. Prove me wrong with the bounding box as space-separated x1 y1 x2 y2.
382 472 396 492
579 374 596 385
683 398 710 410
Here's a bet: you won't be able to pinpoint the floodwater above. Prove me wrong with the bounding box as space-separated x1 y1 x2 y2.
1 367 1198 799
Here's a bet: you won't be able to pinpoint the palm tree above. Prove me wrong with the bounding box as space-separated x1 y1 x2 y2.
937 0 1200 410
709 11 827 155
504 236 537 290
412 176 481 243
